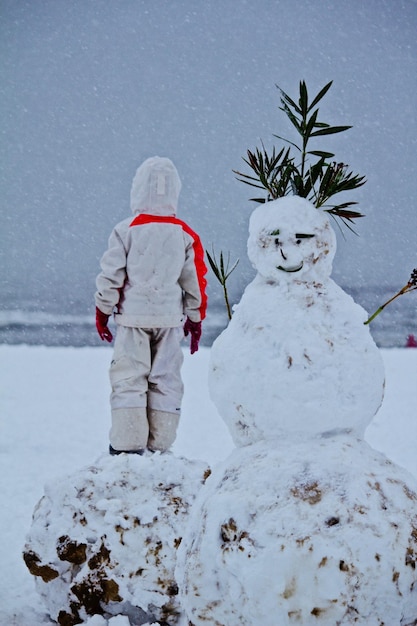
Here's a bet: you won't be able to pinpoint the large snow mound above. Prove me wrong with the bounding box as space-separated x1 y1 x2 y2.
210 277 385 444
177 435 417 626
23 452 209 626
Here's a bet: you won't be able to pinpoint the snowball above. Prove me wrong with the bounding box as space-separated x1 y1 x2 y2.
210 197 384 444
23 452 209 625
247 197 336 284
210 276 384 443
177 435 417 625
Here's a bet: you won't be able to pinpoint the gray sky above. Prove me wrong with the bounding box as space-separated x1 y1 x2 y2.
1 0 416 313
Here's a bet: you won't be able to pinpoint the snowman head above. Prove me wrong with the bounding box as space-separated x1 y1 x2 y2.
247 196 336 283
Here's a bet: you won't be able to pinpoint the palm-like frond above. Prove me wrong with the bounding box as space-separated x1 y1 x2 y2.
235 80 366 233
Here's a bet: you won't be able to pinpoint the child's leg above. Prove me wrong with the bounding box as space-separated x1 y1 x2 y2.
109 326 151 451
110 407 148 452
147 327 184 451
147 409 180 452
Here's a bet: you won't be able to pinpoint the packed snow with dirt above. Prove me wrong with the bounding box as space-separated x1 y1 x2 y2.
0 343 416 625
177 435 417 625
23 452 209 626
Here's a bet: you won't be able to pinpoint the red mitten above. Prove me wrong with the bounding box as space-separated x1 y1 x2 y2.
184 317 202 355
96 307 113 342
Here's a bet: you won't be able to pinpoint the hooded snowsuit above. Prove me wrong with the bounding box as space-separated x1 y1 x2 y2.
95 157 207 452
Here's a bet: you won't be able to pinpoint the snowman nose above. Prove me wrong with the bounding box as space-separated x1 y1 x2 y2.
280 248 287 261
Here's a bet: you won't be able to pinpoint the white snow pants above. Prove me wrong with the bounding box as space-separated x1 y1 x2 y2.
109 325 183 452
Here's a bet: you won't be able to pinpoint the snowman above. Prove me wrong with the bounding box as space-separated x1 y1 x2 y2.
209 195 385 445
177 196 417 626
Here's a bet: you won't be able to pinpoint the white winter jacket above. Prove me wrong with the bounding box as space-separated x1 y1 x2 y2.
95 157 207 328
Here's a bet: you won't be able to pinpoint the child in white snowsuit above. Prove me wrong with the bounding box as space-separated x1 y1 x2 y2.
95 157 207 454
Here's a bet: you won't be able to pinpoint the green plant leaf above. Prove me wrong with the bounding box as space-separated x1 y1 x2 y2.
325 205 364 220
310 125 352 137
305 108 319 141
308 150 335 158
219 251 225 277
279 104 302 135
273 134 301 152
276 84 302 115
236 80 366 233
206 250 221 282
299 80 308 118
206 247 239 320
304 158 326 197
234 179 267 190
307 81 333 112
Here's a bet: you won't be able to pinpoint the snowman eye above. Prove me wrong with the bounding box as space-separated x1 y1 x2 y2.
268 230 281 247
295 233 315 244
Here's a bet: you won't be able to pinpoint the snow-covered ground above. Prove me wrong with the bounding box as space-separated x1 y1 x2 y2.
0 344 416 625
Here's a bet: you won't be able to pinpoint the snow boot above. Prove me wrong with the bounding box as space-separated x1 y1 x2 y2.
109 445 144 456
147 409 180 452
110 407 149 452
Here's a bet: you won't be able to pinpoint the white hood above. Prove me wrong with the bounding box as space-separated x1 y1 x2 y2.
130 156 182 216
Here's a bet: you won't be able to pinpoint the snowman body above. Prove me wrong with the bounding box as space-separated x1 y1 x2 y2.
177 436 417 626
177 197 417 626
209 197 385 445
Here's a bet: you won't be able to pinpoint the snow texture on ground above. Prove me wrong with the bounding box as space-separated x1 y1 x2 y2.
0 344 416 624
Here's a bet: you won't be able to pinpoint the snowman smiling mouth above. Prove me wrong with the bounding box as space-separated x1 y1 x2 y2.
276 261 304 273
271 232 315 273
